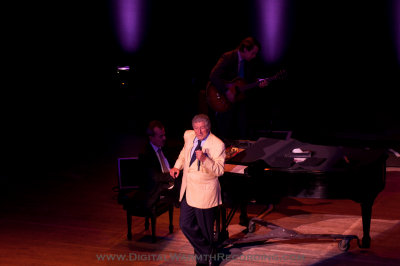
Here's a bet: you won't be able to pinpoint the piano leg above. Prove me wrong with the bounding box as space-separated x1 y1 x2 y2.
360 199 373 248
218 205 230 243
359 159 385 249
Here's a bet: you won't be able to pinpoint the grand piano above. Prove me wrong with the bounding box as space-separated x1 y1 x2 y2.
218 135 387 251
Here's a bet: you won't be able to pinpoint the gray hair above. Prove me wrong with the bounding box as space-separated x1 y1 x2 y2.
192 114 211 130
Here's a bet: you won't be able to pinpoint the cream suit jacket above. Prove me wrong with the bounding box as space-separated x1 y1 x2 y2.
174 130 225 209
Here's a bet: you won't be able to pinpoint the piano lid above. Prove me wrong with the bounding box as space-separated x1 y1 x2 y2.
228 137 348 172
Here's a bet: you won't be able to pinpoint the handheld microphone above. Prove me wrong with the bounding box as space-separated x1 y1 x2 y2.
196 145 201 171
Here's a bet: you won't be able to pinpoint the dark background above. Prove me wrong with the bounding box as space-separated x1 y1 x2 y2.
2 0 399 178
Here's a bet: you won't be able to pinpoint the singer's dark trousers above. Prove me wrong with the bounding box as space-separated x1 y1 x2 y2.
180 194 216 264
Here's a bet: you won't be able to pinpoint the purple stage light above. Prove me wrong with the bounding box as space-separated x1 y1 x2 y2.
256 0 289 63
117 66 130 71
113 0 144 53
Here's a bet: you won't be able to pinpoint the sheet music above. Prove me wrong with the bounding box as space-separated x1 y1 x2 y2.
224 164 248 174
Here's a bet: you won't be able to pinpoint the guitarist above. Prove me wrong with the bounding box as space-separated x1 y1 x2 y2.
209 37 268 228
208 36 268 141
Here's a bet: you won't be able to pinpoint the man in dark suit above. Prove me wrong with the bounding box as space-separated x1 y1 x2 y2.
208 36 269 140
208 37 269 228
137 120 179 208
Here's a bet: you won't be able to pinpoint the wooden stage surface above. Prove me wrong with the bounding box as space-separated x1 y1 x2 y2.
1 135 400 265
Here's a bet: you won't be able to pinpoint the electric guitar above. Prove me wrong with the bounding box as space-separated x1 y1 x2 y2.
206 69 287 113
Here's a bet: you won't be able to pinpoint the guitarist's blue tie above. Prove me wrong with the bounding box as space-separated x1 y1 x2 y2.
238 59 245 78
190 140 202 166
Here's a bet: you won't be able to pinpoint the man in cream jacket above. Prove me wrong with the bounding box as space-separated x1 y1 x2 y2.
170 114 225 265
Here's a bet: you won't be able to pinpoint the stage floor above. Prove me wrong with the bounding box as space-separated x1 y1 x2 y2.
1 134 400 265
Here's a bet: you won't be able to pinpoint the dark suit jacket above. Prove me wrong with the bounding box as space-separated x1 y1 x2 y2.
134 142 179 208
209 49 258 94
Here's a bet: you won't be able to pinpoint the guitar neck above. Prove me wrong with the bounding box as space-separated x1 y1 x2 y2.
240 75 278 91
240 81 259 91
235 70 286 93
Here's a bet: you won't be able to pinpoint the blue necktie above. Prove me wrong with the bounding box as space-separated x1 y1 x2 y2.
189 140 202 166
238 59 245 78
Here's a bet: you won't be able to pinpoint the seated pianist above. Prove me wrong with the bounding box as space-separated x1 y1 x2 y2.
125 120 178 209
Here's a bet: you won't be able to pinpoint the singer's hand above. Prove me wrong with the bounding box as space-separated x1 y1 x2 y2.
169 167 180 179
195 150 206 162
